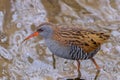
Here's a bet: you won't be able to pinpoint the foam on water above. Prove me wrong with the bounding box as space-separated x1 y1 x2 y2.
0 46 12 60
0 11 4 32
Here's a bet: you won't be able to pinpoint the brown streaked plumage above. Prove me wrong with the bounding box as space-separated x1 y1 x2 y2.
52 25 110 53
22 22 110 80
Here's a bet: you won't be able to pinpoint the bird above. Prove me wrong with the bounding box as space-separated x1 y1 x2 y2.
22 22 110 80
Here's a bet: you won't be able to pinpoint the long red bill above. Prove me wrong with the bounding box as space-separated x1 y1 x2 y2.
22 32 39 43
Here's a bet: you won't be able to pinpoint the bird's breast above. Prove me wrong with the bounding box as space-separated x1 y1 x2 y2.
45 39 71 59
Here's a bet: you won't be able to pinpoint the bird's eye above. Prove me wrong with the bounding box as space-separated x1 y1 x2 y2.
37 28 43 32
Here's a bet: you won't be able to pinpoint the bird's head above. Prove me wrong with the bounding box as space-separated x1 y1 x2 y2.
22 22 54 42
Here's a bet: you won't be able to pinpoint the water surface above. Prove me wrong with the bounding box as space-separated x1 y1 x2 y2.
0 0 120 80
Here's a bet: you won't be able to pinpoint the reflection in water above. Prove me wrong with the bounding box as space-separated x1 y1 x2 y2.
0 0 120 80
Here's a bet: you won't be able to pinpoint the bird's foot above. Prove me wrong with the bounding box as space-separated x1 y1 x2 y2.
94 70 100 80
66 77 85 80
57 76 85 80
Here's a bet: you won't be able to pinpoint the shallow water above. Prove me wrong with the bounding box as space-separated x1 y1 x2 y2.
0 0 120 80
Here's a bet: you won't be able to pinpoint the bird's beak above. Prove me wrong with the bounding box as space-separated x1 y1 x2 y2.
22 31 39 43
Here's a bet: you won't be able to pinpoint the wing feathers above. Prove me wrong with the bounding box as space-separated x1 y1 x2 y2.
52 26 110 53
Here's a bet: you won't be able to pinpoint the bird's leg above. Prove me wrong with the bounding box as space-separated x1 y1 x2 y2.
52 54 56 69
76 60 81 79
91 58 100 80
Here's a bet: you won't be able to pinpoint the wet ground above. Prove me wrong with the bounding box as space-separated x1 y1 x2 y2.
0 0 120 80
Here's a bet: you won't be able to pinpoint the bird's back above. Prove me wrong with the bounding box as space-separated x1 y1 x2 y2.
52 26 110 53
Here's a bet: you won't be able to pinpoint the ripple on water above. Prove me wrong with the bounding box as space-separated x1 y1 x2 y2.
0 0 120 80
0 46 12 60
